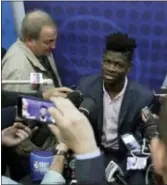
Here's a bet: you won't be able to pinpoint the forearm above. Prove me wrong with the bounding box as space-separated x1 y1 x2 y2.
49 155 65 174
41 155 66 185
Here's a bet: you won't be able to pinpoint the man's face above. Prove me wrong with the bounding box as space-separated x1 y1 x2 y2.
102 51 130 85
40 107 47 117
30 25 57 56
151 138 167 182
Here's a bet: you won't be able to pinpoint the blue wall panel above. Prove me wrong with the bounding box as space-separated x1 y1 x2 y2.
23 1 167 89
2 1 17 50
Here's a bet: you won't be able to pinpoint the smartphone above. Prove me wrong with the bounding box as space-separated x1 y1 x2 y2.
17 96 56 124
141 106 155 122
121 133 141 152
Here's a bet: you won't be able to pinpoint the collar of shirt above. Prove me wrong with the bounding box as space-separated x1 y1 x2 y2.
103 77 128 102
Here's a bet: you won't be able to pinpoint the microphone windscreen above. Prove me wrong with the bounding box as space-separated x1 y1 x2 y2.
67 90 83 108
79 98 96 116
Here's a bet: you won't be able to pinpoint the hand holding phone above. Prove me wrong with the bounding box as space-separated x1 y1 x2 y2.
17 96 56 124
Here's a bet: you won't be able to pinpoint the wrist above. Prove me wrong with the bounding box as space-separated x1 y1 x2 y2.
74 143 99 155
49 155 65 173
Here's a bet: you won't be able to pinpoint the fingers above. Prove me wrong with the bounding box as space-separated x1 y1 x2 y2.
141 112 148 122
48 124 63 143
48 124 60 137
14 122 32 136
56 143 68 152
51 92 68 98
50 97 78 116
15 129 29 141
57 87 73 93
153 114 159 120
48 107 65 128
14 122 26 128
43 87 73 99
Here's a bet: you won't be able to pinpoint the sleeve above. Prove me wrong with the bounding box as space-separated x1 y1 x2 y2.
76 154 107 185
41 170 65 185
2 57 33 93
2 176 20 184
75 150 101 160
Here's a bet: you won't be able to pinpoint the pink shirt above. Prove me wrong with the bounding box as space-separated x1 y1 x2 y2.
102 77 128 149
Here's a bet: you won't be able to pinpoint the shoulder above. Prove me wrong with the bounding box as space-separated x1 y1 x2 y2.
2 41 28 67
129 80 154 101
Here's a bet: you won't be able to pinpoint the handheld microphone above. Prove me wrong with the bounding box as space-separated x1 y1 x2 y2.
30 123 52 147
1 79 53 85
105 161 128 185
67 90 83 108
79 97 96 118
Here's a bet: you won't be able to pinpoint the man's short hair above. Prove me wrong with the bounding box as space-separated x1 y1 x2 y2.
19 10 56 41
105 32 137 63
159 96 167 146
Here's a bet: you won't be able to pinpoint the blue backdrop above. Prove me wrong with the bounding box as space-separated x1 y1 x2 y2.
2 1 167 90
2 1 17 49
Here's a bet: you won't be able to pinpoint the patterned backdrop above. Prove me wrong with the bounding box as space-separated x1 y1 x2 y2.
2 1 17 49
2 1 167 90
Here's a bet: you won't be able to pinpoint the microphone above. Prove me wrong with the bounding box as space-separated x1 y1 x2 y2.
67 90 84 108
1 79 53 85
2 73 53 91
79 97 97 118
30 123 52 147
105 161 128 185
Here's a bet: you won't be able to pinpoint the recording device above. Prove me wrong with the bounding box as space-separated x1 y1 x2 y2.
67 90 83 108
17 96 56 124
105 161 128 185
121 133 141 153
79 97 96 117
21 90 84 147
141 106 155 123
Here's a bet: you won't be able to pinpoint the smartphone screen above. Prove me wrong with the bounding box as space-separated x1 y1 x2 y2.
17 96 56 123
121 134 141 152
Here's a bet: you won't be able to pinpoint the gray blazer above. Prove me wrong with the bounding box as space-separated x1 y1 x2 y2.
2 39 62 93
